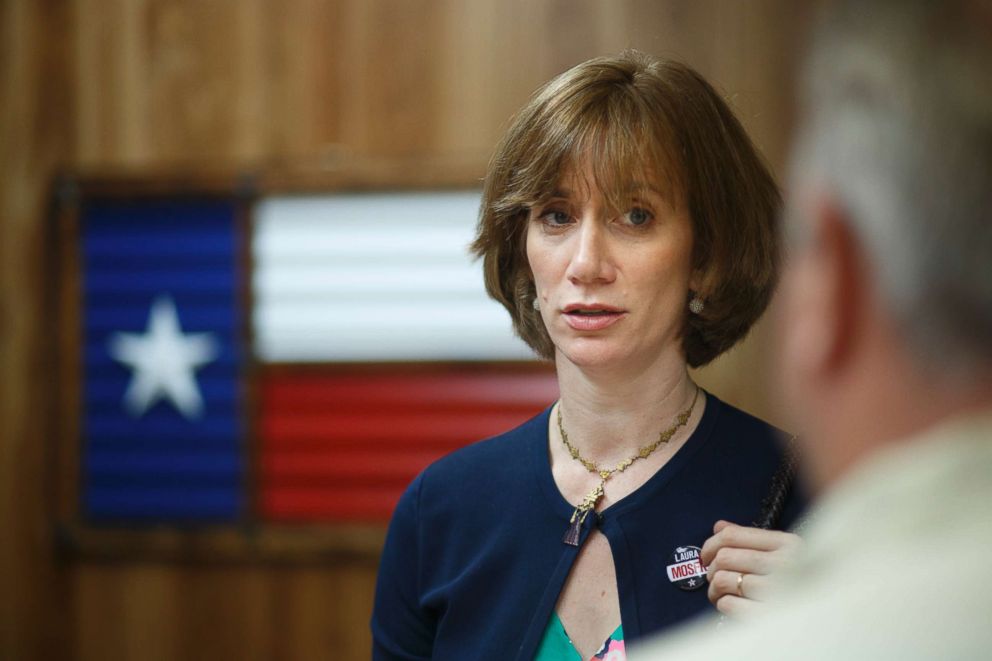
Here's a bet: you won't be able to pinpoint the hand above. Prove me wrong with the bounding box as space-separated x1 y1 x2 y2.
701 520 803 618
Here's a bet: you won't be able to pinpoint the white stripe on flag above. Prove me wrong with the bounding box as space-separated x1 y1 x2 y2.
253 192 535 362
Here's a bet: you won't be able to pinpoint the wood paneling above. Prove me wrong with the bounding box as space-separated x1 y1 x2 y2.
1 1 75 659
1 1 810 659
72 563 377 661
70 0 807 175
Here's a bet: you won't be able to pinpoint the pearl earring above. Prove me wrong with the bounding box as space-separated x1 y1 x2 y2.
689 296 705 314
532 297 541 311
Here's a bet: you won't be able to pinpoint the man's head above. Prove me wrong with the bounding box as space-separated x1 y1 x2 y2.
779 0 992 490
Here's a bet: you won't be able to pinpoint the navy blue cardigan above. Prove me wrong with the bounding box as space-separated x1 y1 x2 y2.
371 393 806 660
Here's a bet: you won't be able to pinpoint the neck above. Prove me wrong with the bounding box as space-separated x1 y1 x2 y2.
554 349 697 464
802 324 992 494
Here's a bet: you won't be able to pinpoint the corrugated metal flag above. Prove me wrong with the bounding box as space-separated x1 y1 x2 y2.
76 189 557 525
81 198 246 522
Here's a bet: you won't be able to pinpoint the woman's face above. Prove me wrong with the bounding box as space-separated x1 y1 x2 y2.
526 160 697 373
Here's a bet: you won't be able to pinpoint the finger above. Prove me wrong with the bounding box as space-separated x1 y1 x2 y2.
718 523 796 551
706 569 740 605
701 524 755 566
707 569 774 604
700 527 735 567
707 547 779 576
738 573 773 601
701 525 800 566
714 594 762 619
717 524 798 552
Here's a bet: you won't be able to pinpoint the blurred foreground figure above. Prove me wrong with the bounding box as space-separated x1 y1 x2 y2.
634 0 992 659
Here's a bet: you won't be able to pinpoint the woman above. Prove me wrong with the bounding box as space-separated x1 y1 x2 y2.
372 51 806 661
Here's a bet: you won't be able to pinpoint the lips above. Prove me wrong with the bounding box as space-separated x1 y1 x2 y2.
562 304 627 331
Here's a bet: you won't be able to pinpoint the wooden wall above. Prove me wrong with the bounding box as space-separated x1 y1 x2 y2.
0 1 810 659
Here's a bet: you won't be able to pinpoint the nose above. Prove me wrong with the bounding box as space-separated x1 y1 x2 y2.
565 219 616 285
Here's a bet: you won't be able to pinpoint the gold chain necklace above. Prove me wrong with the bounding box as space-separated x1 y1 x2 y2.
557 387 699 545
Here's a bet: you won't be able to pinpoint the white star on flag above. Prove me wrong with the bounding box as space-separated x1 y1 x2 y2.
108 296 219 419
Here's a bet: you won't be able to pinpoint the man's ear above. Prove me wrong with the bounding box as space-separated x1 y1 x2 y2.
779 195 866 383
812 199 866 374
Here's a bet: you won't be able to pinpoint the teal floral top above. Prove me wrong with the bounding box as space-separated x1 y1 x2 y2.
534 612 625 661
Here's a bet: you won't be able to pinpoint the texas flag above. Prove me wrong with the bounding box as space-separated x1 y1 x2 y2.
78 191 557 525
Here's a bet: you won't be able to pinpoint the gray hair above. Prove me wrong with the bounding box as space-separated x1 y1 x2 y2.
789 0 992 380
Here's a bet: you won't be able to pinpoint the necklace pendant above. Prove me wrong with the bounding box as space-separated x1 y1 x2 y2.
563 513 583 546
563 482 605 546
563 505 592 546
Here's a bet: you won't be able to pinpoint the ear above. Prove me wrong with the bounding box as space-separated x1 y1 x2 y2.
688 264 716 299
789 198 865 378
819 200 866 372
689 270 703 295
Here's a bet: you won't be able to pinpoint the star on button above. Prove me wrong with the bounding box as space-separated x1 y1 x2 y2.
687 578 697 587
108 296 219 419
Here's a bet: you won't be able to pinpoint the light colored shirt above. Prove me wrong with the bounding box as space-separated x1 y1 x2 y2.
631 408 992 661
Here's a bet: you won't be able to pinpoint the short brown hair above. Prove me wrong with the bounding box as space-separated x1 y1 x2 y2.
471 51 781 367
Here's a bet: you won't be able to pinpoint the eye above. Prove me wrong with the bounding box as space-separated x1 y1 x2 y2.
624 207 653 226
538 208 571 226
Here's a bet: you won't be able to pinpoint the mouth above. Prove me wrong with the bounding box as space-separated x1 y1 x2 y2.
561 304 626 330
563 303 625 315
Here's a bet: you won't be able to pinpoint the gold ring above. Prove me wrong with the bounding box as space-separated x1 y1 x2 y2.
736 572 745 597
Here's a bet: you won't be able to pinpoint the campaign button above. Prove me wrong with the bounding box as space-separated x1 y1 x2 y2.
667 545 707 591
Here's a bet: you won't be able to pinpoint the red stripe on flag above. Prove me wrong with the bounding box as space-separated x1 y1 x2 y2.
257 366 557 522
260 486 409 521
261 372 558 409
260 410 544 449
261 449 449 484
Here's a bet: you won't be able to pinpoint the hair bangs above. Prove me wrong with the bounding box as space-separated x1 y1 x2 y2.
568 100 685 215
507 87 686 217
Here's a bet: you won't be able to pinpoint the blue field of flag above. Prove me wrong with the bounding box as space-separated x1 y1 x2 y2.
80 198 245 523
